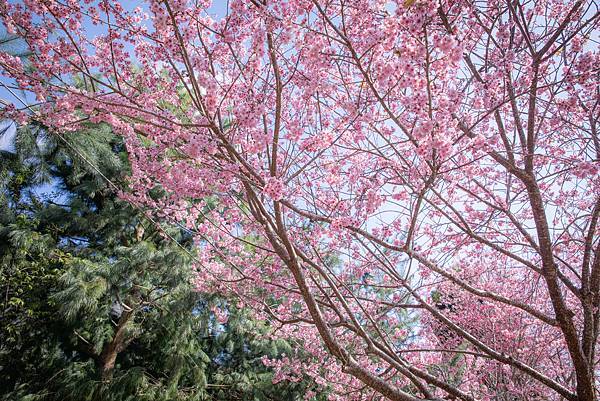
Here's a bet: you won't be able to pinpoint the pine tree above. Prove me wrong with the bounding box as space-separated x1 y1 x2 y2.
0 122 324 401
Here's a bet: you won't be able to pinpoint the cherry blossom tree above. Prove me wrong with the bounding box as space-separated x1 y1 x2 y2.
1 0 599 400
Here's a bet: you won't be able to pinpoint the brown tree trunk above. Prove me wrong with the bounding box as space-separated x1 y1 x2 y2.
97 308 135 382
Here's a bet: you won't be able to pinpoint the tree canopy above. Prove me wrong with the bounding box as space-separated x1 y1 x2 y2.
0 122 322 401
0 1 598 400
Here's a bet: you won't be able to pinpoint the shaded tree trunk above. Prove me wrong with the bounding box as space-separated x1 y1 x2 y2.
97 308 135 382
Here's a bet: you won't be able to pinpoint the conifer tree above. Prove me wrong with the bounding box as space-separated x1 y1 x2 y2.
0 121 324 401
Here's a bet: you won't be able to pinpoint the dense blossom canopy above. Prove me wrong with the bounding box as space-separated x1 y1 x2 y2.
1 1 599 400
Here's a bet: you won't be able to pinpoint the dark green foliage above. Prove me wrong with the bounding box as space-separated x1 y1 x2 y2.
0 123 321 401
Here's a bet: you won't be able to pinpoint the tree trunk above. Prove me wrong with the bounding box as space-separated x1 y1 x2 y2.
97 308 135 382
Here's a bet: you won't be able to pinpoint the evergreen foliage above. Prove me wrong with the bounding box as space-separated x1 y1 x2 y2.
0 123 322 401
